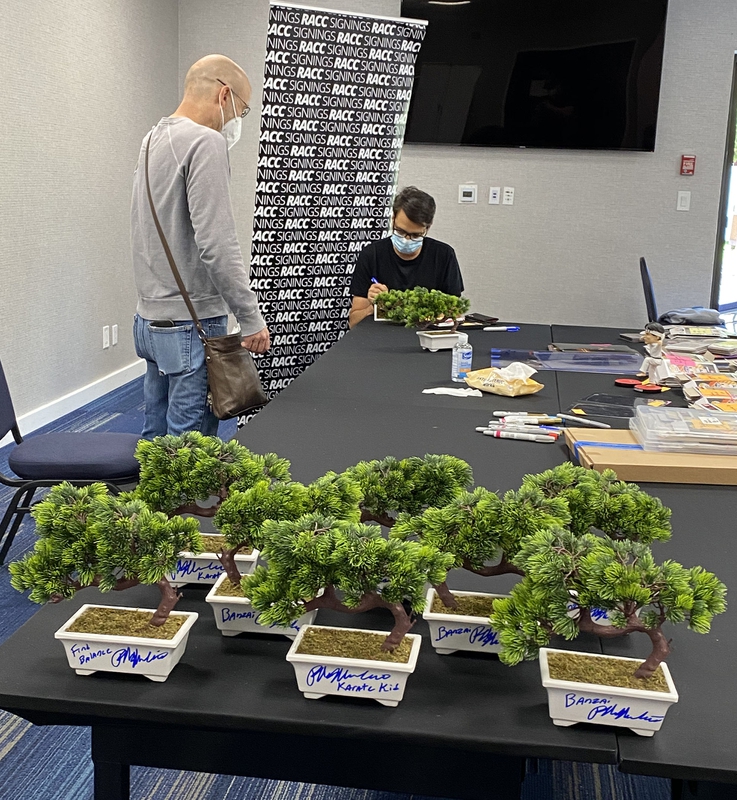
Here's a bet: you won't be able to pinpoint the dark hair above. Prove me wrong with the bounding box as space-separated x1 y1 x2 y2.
645 322 665 335
392 186 436 227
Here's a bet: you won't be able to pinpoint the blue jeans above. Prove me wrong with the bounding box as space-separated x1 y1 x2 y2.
133 314 228 440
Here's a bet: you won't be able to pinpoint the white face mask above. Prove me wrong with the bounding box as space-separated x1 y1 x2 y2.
220 92 241 150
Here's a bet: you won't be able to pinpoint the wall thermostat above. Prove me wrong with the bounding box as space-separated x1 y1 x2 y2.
458 184 477 203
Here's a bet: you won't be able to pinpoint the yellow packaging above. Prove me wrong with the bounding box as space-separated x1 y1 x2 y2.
465 367 544 397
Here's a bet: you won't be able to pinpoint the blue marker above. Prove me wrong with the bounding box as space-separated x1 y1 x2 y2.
483 326 520 332
371 277 378 283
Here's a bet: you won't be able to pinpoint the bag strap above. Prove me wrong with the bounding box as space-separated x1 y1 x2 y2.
145 129 207 343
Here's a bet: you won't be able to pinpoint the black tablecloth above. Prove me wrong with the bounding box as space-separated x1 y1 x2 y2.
0 319 735 785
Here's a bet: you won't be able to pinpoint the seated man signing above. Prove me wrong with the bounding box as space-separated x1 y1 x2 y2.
348 186 465 328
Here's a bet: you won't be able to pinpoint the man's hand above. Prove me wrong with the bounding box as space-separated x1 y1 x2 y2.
241 326 271 354
367 282 388 303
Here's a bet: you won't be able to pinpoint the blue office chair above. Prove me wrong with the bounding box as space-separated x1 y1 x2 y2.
0 359 141 564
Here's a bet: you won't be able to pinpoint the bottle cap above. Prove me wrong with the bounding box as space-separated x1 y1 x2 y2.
457 333 469 345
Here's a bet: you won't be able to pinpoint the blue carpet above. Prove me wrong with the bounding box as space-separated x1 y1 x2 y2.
0 378 670 799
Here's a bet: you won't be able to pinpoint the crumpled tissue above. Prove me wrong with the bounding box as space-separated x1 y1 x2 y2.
422 387 483 398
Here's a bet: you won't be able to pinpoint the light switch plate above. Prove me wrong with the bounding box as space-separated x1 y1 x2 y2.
677 190 691 211
458 184 477 203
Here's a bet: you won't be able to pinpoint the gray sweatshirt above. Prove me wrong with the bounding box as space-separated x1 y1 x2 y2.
130 117 265 336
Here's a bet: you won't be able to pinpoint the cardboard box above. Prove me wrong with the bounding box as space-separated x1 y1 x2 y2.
564 428 737 485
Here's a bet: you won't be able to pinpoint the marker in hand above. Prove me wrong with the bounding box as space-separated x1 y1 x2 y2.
483 326 520 332
369 277 388 304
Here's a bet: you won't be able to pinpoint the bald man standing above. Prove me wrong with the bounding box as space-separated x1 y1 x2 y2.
131 54 269 439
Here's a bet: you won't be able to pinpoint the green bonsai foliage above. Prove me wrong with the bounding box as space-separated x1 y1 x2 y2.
305 471 363 522
590 471 671 544
344 454 473 527
214 480 309 584
391 485 569 608
521 463 604 536
521 464 672 543
211 471 363 585
134 432 290 517
242 514 454 651
10 483 202 627
375 287 471 330
491 528 726 679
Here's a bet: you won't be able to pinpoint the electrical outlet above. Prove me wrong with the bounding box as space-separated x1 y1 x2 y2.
502 187 515 205
102 326 110 349
489 187 501 204
112 324 118 346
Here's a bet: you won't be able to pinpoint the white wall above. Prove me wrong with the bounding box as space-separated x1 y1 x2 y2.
0 0 179 419
2 0 735 423
397 0 737 327
178 0 737 330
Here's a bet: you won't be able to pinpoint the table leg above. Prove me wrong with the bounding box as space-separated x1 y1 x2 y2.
92 726 130 800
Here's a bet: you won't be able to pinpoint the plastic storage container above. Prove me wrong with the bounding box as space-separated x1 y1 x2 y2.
630 406 737 455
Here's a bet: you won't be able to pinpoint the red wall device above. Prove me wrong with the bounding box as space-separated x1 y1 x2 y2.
680 155 696 175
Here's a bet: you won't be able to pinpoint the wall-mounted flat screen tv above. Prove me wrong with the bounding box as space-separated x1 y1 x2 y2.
401 0 668 151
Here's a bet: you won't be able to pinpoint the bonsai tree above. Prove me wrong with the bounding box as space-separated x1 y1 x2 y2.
490 527 726 679
134 432 290 517
391 485 570 608
10 482 202 627
522 464 671 543
520 463 603 536
588 470 671 544
375 287 470 330
212 471 362 585
344 454 473 528
241 513 454 651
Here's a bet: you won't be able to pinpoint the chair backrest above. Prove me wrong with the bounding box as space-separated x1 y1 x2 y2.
0 360 19 443
640 257 659 323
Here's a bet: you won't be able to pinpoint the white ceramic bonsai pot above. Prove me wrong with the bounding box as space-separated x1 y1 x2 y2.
423 588 507 655
539 647 679 737
416 330 461 352
167 535 259 587
205 574 317 639
286 624 422 707
54 604 198 683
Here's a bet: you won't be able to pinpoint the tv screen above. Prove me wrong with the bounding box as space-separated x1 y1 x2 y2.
401 0 668 151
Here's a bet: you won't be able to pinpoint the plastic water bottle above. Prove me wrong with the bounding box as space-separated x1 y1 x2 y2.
451 333 473 382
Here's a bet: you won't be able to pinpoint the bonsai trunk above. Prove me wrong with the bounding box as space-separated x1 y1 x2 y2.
577 608 670 680
633 626 671 679
462 554 524 578
303 586 416 652
218 546 243 586
434 581 459 609
360 509 396 529
171 502 220 518
149 577 181 627
172 486 229 518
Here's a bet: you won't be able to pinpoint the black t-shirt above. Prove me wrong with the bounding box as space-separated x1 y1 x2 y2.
350 236 464 298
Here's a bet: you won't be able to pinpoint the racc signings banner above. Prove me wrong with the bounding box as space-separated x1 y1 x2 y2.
240 2 426 424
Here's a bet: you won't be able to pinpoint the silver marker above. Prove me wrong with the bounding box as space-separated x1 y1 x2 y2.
558 414 612 429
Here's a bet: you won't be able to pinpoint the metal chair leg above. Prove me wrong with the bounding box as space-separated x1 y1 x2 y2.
0 486 35 565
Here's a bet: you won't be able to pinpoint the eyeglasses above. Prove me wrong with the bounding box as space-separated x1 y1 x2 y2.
215 78 251 117
393 226 427 241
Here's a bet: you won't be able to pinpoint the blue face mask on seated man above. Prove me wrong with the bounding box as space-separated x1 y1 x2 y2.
391 233 424 255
